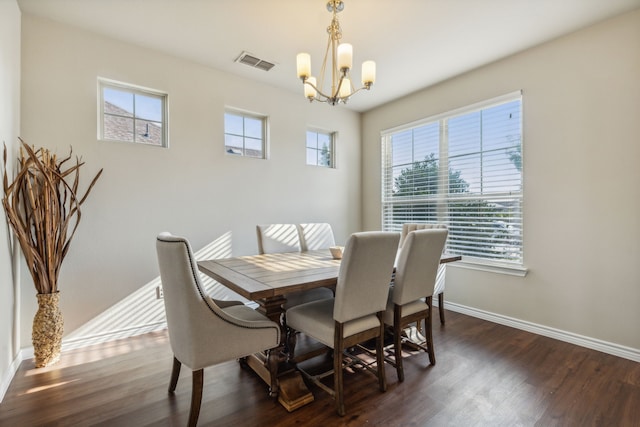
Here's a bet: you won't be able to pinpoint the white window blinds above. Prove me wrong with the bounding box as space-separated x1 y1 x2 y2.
382 92 523 266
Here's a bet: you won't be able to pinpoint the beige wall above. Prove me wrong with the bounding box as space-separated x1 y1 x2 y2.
0 0 21 399
362 9 640 352
19 15 362 347
7 5 639 394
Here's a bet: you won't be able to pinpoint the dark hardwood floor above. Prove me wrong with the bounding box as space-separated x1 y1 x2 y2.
1 310 639 426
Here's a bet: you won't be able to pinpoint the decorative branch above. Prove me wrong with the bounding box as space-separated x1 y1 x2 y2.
2 138 102 294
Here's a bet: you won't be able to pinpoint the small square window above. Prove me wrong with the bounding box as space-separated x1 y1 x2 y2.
224 110 266 158
306 130 335 168
98 79 168 147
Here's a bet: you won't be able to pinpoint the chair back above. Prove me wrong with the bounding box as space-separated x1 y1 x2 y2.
256 224 301 254
333 231 400 323
156 233 221 367
157 232 279 369
399 223 447 248
298 223 336 251
393 228 448 305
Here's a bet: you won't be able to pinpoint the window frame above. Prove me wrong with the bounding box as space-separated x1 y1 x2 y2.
381 91 526 275
305 128 336 168
98 78 168 148
224 108 268 159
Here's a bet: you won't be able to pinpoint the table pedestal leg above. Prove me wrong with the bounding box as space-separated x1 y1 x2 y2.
256 296 288 330
248 296 315 411
244 348 279 397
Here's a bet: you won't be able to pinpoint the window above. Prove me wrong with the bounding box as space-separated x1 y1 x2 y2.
98 79 168 147
306 129 334 167
382 91 523 268
224 110 266 158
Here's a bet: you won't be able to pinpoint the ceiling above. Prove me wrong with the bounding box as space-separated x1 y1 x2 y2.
16 0 640 112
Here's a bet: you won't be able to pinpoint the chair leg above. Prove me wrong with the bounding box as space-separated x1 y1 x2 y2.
426 297 436 366
393 306 404 382
438 292 445 325
376 313 387 392
334 322 345 417
188 369 204 427
169 356 181 393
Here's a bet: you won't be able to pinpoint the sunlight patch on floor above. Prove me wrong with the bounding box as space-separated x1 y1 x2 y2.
21 379 79 395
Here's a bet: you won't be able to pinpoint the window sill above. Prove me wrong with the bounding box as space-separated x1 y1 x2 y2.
448 258 528 277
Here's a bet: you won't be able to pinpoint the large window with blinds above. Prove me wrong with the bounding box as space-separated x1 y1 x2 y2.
382 92 523 267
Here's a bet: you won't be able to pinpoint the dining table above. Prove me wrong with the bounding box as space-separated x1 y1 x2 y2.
197 249 461 411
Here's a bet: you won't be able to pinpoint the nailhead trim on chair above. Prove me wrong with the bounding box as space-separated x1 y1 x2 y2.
157 236 276 331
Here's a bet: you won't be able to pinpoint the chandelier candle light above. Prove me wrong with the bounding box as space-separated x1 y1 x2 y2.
296 0 375 105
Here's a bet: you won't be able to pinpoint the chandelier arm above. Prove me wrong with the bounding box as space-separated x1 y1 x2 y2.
346 84 372 97
303 79 337 101
304 78 371 104
334 73 346 98
320 36 332 96
334 84 372 104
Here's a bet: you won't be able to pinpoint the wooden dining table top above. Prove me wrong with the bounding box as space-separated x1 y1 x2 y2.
197 249 461 302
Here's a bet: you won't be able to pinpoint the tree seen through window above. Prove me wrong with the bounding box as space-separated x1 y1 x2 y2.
383 94 523 265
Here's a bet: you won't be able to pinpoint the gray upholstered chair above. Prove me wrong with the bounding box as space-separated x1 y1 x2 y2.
256 223 334 325
399 223 447 246
286 231 400 416
256 223 302 253
384 228 448 381
298 222 336 251
156 233 280 427
400 223 449 324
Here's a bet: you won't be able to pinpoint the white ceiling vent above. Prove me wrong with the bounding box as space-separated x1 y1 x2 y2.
235 51 275 71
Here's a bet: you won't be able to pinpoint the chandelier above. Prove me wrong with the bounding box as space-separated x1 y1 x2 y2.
296 0 376 105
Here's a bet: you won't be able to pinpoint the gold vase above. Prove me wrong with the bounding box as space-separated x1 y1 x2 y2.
33 292 64 368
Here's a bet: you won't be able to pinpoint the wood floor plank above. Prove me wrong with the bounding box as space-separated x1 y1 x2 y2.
1 311 639 426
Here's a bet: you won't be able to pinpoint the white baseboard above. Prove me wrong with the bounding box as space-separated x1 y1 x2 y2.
0 352 22 403
444 301 640 363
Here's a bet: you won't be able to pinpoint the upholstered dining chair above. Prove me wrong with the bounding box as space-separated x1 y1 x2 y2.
286 231 400 416
156 232 281 427
298 223 336 251
256 223 302 254
256 223 334 337
384 228 448 381
400 223 449 324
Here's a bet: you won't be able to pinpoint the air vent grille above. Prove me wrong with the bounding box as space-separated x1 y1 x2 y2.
235 51 276 71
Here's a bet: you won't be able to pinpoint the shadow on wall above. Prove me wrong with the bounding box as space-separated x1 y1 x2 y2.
62 232 241 351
